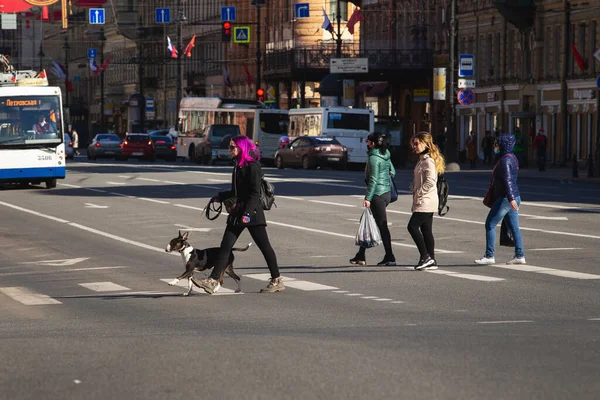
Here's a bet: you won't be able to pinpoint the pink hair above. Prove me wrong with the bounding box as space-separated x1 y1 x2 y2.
231 135 259 167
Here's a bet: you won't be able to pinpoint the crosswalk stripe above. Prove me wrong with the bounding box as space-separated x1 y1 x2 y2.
79 282 130 292
243 274 337 291
492 264 600 280
0 287 61 305
426 269 505 282
159 279 239 295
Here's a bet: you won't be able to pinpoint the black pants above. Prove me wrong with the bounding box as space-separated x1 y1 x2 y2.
210 224 280 280
358 192 393 258
407 212 435 259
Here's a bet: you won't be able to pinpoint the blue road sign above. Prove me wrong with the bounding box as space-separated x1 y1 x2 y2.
89 8 105 25
458 54 475 77
457 89 475 106
88 48 97 59
155 8 171 24
221 6 236 22
295 3 310 18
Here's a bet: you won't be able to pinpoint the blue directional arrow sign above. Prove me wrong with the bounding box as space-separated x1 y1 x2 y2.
155 8 171 24
221 6 236 22
89 8 105 25
295 3 310 18
88 48 97 59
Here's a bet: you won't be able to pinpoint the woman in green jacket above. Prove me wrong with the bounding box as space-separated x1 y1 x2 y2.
350 132 396 266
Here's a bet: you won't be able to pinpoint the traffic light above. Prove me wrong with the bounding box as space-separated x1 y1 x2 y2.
256 88 265 102
222 22 232 42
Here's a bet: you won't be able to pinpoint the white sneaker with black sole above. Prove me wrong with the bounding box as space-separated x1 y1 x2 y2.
414 256 435 271
474 256 495 265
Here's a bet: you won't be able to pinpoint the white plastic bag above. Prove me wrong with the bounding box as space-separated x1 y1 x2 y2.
355 207 382 248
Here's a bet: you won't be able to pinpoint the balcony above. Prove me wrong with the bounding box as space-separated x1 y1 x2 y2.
492 0 536 31
263 45 432 82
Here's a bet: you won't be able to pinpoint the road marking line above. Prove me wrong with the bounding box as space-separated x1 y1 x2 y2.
139 197 170 204
174 225 212 232
426 269 505 282
477 320 533 324
0 287 61 305
109 192 135 198
0 201 70 223
492 264 600 280
162 180 186 185
243 273 297 281
345 293 364 296
361 296 378 299
193 184 221 190
282 280 339 291
207 179 229 183
137 178 161 182
588 318 600 321
392 301 405 304
372 298 393 302
332 290 349 293
0 267 127 277
118 175 134 179
84 188 107 193
529 248 583 251
519 213 568 221
174 203 205 211
59 183 82 188
106 181 126 185
159 279 239 295
277 195 305 201
79 282 130 292
309 200 355 208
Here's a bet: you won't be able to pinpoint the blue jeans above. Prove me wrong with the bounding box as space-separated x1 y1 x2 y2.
485 196 524 258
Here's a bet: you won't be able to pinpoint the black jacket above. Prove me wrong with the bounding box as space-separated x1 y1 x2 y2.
492 134 520 202
218 161 266 226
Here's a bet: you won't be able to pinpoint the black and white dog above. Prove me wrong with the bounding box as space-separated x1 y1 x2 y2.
165 231 249 295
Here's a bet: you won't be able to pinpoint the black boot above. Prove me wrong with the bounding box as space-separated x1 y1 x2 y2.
377 254 396 266
349 250 366 265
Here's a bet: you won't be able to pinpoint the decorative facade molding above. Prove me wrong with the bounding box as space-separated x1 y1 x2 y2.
582 103 589 113
572 104 579 113
548 105 555 115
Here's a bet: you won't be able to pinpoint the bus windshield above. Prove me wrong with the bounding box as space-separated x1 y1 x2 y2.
326 112 370 131
0 95 63 146
260 112 289 135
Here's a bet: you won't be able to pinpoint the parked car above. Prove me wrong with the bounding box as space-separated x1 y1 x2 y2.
87 133 123 160
150 135 177 161
275 136 348 170
122 133 155 161
64 133 74 160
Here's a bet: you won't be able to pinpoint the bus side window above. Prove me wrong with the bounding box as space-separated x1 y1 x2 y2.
246 118 254 139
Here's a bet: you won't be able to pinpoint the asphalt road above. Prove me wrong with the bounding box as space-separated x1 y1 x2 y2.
1 157 600 400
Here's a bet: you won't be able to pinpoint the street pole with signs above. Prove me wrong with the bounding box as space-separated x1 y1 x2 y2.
175 1 186 125
99 28 106 133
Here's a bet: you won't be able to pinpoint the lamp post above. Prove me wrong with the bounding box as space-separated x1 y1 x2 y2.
175 2 186 123
63 36 70 109
99 28 106 132
252 0 265 99
37 44 45 71
137 18 146 132
335 0 342 58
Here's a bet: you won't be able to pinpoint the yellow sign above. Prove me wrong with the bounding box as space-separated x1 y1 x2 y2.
433 68 446 100
233 27 251 44
25 0 59 6
414 89 430 98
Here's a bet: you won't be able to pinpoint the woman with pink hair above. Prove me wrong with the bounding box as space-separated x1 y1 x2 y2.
197 135 284 294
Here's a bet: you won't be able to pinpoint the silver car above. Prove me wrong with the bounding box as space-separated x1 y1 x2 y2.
87 133 123 160
64 133 74 160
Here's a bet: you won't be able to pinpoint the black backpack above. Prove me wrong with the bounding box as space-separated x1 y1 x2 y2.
437 173 449 216
260 175 276 211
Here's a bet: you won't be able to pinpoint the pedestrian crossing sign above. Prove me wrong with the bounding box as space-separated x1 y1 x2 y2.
233 27 250 44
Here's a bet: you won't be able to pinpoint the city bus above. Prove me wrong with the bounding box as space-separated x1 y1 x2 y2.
288 107 374 164
177 97 288 164
0 65 66 189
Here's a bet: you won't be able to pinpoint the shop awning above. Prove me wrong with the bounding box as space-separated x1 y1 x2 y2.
0 0 33 13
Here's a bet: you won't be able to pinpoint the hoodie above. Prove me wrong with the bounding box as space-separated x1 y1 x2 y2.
365 148 395 201
492 134 520 201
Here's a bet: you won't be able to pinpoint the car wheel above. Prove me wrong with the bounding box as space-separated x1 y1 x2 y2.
275 155 284 169
87 152 92 160
45 179 57 189
302 155 311 170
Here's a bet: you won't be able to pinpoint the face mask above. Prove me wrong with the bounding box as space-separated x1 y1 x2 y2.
494 148 500 154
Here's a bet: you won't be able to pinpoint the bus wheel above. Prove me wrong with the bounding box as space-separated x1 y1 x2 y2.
275 155 284 169
45 179 57 189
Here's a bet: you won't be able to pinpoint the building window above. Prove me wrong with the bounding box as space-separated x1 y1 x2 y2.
507 31 513 78
329 0 348 22
494 33 501 79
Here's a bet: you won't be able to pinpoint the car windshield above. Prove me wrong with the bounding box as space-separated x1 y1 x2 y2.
97 134 120 141
0 95 63 147
326 112 370 131
126 135 149 143
151 136 172 144
210 125 240 138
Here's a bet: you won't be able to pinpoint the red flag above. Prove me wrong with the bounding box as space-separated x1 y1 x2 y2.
347 8 363 35
67 81 73 92
243 65 253 86
571 42 587 71
184 35 196 58
99 56 112 73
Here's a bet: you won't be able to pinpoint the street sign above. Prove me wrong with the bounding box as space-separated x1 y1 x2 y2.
458 54 475 77
594 48 600 63
87 48 97 59
330 58 369 73
414 89 430 103
295 3 310 18
89 8 105 24
233 27 250 44
458 78 476 89
155 8 170 24
221 6 237 22
457 89 475 106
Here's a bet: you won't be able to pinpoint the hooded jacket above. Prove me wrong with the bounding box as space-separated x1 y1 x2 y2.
492 134 520 202
365 148 395 201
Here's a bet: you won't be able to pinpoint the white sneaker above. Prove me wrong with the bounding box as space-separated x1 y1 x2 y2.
475 257 495 265
506 257 526 265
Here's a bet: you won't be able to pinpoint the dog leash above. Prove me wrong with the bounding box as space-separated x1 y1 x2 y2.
186 198 223 240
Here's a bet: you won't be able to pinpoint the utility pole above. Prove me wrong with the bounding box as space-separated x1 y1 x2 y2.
138 17 145 133
175 1 185 124
99 28 106 133
63 36 70 109
254 1 264 99
445 0 458 162
336 0 342 58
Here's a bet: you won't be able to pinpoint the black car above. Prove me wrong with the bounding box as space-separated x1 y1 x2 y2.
150 135 177 161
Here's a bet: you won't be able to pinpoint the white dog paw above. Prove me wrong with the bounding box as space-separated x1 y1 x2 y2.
183 292 189 296
168 280 178 286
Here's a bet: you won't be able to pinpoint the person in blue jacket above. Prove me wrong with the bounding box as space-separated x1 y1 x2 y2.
475 133 526 265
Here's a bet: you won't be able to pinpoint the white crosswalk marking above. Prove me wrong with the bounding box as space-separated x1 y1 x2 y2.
159 279 239 295
0 287 61 305
243 274 338 291
79 282 131 292
426 269 505 282
492 264 600 280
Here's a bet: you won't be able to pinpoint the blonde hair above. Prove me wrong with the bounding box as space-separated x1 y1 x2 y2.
415 132 445 174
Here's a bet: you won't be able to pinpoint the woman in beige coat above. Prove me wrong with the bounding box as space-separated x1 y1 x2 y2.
408 132 445 270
